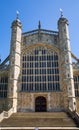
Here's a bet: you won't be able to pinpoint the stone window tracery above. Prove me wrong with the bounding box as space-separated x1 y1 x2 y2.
21 46 60 92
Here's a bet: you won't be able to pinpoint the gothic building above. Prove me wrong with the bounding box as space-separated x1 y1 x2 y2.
0 13 79 114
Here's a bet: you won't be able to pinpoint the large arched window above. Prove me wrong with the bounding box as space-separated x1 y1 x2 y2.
21 46 60 92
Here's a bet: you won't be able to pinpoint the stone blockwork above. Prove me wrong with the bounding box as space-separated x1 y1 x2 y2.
17 92 64 112
18 93 33 112
49 92 64 111
22 31 58 48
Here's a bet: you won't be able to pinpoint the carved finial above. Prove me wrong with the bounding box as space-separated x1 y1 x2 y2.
38 20 41 29
16 10 19 20
60 8 63 18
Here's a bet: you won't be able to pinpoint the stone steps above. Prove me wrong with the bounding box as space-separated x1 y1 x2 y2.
11 112 69 118
0 112 79 129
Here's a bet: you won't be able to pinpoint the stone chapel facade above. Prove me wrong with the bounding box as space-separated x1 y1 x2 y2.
0 14 79 113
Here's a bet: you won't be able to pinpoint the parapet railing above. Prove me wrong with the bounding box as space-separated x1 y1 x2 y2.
0 107 14 122
22 29 58 37
75 112 79 122
68 107 79 123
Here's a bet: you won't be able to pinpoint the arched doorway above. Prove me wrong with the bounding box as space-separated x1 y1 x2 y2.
35 96 47 112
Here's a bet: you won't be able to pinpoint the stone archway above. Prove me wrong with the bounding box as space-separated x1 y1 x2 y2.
35 96 47 112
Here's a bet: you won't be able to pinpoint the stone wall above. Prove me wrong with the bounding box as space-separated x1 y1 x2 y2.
22 33 58 48
49 92 64 111
17 92 64 112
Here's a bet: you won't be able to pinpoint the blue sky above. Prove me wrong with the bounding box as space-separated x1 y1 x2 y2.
0 0 79 62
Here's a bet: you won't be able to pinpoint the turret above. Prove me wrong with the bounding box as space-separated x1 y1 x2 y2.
58 13 76 111
8 13 22 112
